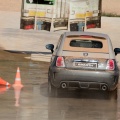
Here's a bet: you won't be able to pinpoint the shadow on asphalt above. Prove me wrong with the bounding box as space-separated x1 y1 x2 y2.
40 82 117 100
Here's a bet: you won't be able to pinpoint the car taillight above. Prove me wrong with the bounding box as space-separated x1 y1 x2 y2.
106 59 115 70
56 57 65 67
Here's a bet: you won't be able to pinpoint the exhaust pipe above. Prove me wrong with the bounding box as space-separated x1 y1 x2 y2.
61 83 67 88
101 84 108 91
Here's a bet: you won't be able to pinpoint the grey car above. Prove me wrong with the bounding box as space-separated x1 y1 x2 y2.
46 31 120 95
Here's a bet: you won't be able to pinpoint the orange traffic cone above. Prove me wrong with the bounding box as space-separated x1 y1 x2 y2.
12 67 23 88
13 86 22 107
0 77 10 86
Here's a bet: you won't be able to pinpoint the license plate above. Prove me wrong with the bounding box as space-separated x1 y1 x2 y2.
73 62 97 68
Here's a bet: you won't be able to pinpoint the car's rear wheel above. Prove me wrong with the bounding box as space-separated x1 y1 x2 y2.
48 80 58 97
107 89 117 100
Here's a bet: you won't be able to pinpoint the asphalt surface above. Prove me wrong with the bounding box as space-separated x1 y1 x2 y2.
0 50 119 120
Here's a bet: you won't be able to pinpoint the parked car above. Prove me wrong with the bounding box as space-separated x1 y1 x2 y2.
46 31 120 96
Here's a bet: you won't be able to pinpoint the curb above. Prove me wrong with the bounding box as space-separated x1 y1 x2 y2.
31 53 52 62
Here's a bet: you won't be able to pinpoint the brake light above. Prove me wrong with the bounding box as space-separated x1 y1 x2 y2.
106 59 115 70
56 57 65 67
80 35 93 38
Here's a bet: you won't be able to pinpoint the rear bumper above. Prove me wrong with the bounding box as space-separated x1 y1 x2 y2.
49 67 119 91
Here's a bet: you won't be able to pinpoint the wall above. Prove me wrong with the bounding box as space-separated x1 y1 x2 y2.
0 0 22 12
102 0 120 15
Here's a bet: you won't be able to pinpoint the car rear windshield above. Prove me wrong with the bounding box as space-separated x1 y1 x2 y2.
63 36 109 53
70 40 103 48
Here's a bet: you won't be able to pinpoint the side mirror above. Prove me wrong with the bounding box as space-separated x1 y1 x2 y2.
114 48 120 56
46 44 54 53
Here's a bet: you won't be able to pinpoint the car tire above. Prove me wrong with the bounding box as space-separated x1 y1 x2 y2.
107 89 117 100
48 80 58 97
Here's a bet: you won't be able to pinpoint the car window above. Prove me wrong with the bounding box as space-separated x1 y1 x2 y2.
26 0 55 5
63 36 109 53
70 40 103 48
